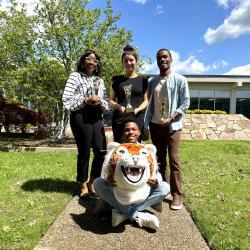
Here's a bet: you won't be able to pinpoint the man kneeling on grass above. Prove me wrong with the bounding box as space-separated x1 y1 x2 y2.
94 117 170 231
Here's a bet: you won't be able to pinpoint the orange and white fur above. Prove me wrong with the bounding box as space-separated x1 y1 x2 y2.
101 142 162 205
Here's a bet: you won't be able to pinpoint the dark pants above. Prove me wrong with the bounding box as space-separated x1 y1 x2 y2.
70 109 106 183
149 122 182 196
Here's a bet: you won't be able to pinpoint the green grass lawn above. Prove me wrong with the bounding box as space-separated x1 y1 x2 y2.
0 151 77 250
181 140 250 250
0 141 249 250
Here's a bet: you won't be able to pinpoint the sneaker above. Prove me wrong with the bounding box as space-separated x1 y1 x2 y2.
165 192 173 201
112 209 127 227
170 194 183 210
151 201 163 213
136 212 159 231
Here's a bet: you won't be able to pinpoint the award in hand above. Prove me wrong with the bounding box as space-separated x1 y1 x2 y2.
123 84 134 114
91 83 99 96
160 98 167 122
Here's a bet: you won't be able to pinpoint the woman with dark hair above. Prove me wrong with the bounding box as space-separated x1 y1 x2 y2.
62 49 108 198
109 45 148 142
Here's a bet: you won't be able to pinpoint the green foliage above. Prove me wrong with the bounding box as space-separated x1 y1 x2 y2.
0 0 132 135
181 140 250 250
186 109 227 114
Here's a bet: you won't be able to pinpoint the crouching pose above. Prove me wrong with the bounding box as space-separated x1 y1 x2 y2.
94 140 170 231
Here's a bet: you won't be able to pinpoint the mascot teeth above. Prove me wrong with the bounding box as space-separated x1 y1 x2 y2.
121 165 145 183
101 142 159 205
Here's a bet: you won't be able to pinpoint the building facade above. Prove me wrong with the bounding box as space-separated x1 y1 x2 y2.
186 75 250 119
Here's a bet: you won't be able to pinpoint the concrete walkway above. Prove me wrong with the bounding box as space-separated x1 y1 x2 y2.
34 196 209 250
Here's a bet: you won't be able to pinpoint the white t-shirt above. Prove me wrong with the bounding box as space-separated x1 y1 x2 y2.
151 77 169 124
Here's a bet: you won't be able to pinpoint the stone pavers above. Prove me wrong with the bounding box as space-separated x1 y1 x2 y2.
34 196 209 250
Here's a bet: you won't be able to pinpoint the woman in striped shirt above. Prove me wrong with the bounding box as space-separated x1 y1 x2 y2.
62 49 108 198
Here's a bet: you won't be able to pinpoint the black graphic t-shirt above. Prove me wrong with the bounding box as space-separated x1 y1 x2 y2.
111 75 148 126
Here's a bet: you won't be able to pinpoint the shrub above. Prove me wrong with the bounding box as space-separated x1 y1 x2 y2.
0 95 51 133
186 109 227 115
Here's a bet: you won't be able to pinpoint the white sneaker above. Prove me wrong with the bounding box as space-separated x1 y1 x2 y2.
136 212 159 231
112 209 127 227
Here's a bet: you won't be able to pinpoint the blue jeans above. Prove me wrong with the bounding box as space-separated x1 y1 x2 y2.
94 177 170 221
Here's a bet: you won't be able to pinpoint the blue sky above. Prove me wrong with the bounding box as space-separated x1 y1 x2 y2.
1 0 250 75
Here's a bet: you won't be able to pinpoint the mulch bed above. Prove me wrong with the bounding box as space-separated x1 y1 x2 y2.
0 133 76 148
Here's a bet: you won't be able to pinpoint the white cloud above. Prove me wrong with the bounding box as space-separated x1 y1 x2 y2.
215 0 233 9
131 0 148 4
156 5 164 14
224 64 250 75
140 50 228 75
140 60 158 75
171 51 209 74
204 0 250 44
0 0 10 11
0 0 40 15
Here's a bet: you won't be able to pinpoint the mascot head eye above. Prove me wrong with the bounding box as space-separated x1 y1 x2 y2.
139 148 149 157
115 146 128 156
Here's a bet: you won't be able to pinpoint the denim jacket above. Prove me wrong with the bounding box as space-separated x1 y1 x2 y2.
144 72 190 133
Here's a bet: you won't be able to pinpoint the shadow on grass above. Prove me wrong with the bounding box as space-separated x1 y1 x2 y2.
70 197 126 234
21 178 79 195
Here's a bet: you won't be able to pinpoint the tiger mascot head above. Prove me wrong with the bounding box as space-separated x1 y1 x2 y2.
101 142 161 205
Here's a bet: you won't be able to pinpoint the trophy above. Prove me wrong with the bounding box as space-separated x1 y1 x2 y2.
88 84 101 107
160 97 168 121
91 83 99 96
123 84 134 114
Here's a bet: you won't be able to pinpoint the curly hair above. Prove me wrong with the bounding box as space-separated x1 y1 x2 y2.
76 49 101 76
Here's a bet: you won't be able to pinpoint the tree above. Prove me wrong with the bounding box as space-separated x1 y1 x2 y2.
0 0 132 138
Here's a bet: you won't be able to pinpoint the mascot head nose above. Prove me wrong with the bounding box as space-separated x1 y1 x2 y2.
132 154 139 164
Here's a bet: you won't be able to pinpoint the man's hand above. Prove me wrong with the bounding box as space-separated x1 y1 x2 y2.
147 178 158 187
161 117 172 126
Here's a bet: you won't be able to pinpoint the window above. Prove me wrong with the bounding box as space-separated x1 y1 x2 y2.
199 98 214 110
189 89 230 112
189 98 198 110
236 98 250 119
215 98 230 113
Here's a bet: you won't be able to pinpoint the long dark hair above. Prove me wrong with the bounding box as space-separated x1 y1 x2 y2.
76 49 101 76
121 44 138 62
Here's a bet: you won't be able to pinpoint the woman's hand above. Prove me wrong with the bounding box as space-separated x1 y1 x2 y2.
119 105 126 114
85 95 102 105
134 108 139 115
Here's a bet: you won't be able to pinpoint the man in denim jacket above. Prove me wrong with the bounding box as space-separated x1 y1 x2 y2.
144 48 190 210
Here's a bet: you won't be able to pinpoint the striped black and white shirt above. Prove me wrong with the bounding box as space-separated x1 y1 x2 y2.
62 72 109 111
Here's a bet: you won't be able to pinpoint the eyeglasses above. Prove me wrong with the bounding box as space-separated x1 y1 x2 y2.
85 57 99 64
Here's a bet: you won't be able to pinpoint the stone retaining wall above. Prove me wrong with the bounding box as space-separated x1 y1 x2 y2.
182 114 250 140
66 114 250 141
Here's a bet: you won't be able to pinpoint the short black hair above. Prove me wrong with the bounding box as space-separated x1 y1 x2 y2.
76 49 101 76
156 48 172 59
122 117 140 131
